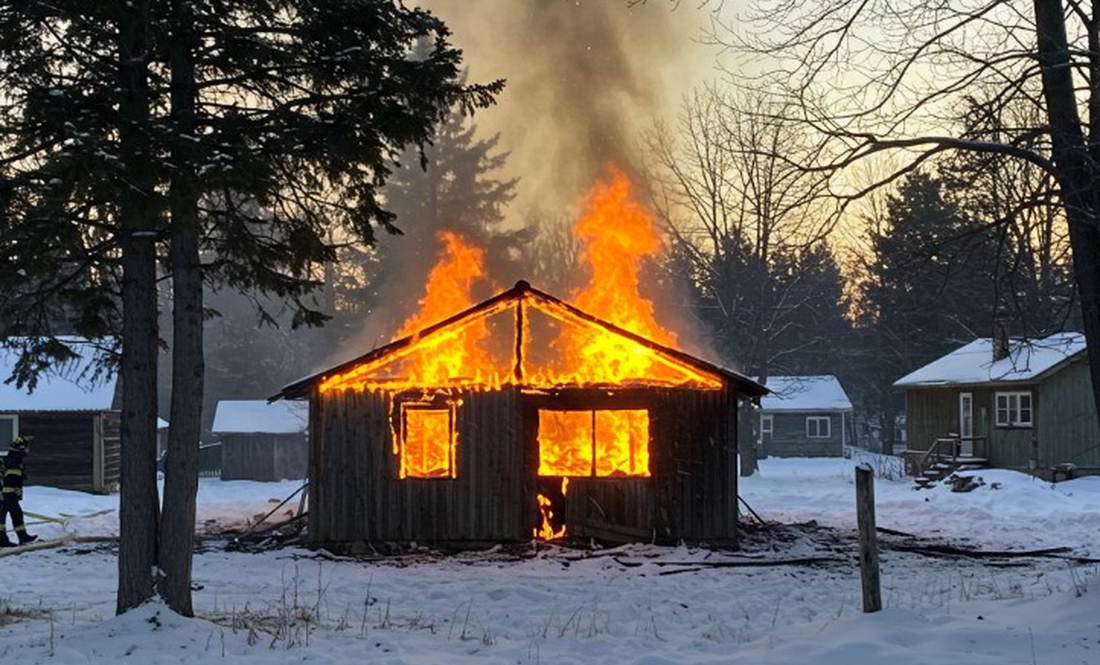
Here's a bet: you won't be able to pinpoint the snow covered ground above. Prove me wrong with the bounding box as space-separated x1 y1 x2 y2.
2 453 1099 664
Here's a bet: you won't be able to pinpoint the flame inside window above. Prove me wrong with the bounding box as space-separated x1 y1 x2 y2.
400 404 456 478
537 409 650 477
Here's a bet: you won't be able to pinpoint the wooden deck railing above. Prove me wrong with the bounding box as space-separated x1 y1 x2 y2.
902 436 987 477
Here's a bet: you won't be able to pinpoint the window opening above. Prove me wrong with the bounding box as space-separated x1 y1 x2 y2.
806 416 831 438
0 416 16 447
399 403 457 478
995 392 1032 427
537 408 650 477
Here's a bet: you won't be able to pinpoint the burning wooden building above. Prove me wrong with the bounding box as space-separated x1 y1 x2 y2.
272 172 766 547
274 279 765 548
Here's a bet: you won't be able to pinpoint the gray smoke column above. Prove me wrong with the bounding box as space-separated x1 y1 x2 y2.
425 0 711 214
324 2 723 371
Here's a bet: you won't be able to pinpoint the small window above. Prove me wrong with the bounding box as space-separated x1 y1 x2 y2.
760 414 773 437
995 391 1033 428
538 409 650 477
806 416 831 438
0 416 16 447
399 403 457 478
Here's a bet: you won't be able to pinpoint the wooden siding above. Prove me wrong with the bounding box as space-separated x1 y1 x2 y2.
309 385 738 547
220 433 308 481
101 410 120 491
309 388 526 544
905 390 965 456
8 412 118 493
1035 359 1100 468
760 412 845 457
903 370 1100 470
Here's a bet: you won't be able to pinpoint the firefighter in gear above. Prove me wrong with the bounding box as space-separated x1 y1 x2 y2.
0 436 37 546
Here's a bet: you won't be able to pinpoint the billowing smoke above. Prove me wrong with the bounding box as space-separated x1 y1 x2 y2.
427 0 709 215
329 1 722 368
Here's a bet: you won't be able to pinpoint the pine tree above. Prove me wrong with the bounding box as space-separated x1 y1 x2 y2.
0 0 502 615
855 170 1000 449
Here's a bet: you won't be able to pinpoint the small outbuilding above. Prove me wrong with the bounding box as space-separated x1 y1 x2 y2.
212 400 309 481
0 338 119 493
894 332 1100 474
273 281 767 548
758 375 853 457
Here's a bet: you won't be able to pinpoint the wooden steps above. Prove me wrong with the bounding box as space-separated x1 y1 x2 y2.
914 455 988 489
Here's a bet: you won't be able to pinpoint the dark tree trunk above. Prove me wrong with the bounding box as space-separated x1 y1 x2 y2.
116 0 161 615
1033 0 1100 429
159 0 202 617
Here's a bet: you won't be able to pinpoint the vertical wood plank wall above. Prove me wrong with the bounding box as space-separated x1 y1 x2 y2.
310 385 738 546
14 412 119 493
310 388 524 544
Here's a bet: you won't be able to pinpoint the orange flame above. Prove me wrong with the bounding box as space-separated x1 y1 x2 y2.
317 171 719 536
318 231 510 393
572 167 675 347
400 405 456 478
530 170 668 484
533 491 567 540
391 230 501 385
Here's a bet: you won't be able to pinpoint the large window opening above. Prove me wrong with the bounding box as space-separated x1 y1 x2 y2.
399 403 457 478
537 409 650 477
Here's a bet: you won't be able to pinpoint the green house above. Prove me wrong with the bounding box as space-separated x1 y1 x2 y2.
893 332 1100 473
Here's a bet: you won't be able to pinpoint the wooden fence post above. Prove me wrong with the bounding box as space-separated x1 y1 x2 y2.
855 463 882 613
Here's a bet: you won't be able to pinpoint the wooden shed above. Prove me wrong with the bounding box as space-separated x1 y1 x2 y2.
758 375 854 458
274 281 767 548
0 338 120 493
894 332 1100 475
212 400 309 481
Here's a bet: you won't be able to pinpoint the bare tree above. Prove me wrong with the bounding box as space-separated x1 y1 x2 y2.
643 86 846 473
711 0 1100 426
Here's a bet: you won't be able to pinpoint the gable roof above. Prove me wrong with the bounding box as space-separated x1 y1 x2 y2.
274 281 767 401
212 400 309 434
893 332 1086 388
760 375 853 412
0 337 117 412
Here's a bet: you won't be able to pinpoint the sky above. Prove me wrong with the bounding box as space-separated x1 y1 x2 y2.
3 453 1099 664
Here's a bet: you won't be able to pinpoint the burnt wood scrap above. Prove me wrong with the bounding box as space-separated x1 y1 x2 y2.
884 542 1088 560
613 556 846 570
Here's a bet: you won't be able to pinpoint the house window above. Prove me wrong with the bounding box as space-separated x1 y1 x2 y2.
0 416 15 447
399 403 457 478
806 416 831 438
995 392 1033 428
760 414 773 438
0 415 15 446
537 409 650 477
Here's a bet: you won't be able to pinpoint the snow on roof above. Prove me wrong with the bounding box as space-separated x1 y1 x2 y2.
893 332 1086 387
760 375 852 412
212 400 308 434
0 337 117 412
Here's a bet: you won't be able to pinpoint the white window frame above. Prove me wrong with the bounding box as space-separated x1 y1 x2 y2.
0 415 17 447
806 416 831 438
994 391 1033 428
760 414 773 438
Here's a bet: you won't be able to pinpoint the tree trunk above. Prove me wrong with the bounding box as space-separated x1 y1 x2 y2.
116 0 161 615
1033 0 1100 430
159 0 202 617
